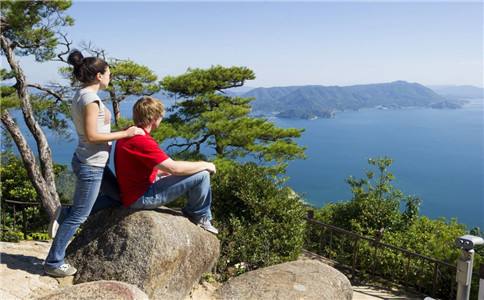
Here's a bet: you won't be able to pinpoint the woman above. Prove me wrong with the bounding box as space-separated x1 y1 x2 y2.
44 50 145 277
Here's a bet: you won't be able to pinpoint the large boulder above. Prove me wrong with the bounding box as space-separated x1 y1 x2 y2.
214 259 352 300
65 208 220 300
37 280 148 300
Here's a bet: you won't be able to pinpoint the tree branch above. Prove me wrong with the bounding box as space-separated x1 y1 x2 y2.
27 83 64 103
166 134 210 153
55 32 72 63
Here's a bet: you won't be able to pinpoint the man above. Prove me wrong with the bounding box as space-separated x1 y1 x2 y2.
114 96 218 234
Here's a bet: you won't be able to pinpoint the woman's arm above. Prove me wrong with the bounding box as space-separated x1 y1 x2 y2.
83 102 144 143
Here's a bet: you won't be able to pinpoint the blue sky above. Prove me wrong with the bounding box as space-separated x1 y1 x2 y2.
11 1 484 87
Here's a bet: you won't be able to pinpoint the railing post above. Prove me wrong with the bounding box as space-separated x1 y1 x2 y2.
405 255 411 286
432 261 439 297
456 249 475 300
478 264 484 300
328 230 333 259
22 209 27 239
455 235 484 300
352 238 359 280
12 204 16 229
1 200 5 230
371 238 381 276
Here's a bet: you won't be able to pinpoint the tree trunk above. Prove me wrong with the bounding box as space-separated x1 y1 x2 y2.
1 111 58 218
0 35 60 219
109 90 120 127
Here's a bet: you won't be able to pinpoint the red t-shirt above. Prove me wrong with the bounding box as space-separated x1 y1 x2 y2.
114 131 170 207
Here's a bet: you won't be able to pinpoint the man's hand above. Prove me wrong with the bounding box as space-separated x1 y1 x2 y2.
205 162 216 174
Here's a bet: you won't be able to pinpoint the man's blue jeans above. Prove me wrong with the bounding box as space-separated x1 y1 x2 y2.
130 170 213 222
45 154 121 268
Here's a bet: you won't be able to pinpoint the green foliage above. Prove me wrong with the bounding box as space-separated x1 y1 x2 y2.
1 152 38 202
107 59 161 96
0 68 20 113
211 160 306 280
27 232 50 241
1 0 74 136
319 157 421 235
305 157 481 299
1 0 74 61
159 66 305 169
1 231 23 242
162 65 255 97
1 152 73 235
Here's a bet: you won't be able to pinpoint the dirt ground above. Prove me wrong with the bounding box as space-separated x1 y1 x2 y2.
0 241 61 299
0 240 218 300
1 240 422 300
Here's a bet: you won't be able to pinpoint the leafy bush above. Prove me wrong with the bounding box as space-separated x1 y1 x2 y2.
305 157 481 299
1 152 73 237
318 157 421 235
27 232 50 241
1 230 24 242
211 160 306 280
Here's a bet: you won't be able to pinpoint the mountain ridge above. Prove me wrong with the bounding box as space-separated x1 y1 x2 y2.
242 81 462 119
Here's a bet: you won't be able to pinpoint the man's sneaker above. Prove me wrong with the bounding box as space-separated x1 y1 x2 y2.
48 206 62 239
197 217 219 235
44 263 77 277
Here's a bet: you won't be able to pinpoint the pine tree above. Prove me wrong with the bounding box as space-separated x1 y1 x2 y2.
159 65 305 169
0 0 74 218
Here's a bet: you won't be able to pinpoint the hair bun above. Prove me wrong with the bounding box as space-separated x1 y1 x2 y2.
67 50 84 68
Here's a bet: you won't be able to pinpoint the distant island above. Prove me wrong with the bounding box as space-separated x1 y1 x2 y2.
240 81 468 120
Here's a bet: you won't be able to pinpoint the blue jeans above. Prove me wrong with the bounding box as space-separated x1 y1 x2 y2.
45 154 121 268
130 170 212 222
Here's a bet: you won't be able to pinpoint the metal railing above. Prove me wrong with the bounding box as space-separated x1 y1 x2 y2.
1 199 42 238
304 211 480 299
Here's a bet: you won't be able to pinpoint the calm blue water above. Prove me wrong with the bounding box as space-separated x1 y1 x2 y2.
8 99 484 229
276 100 484 229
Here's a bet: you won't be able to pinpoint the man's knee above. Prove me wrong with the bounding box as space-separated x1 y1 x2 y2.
199 170 211 184
200 170 210 178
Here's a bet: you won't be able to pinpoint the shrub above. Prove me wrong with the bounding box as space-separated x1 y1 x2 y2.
211 160 306 280
305 157 481 299
1 230 24 242
1 152 73 236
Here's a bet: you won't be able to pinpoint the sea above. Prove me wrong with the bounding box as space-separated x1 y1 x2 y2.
6 98 483 229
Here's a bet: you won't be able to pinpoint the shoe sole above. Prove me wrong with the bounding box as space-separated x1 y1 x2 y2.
44 270 77 277
198 224 218 235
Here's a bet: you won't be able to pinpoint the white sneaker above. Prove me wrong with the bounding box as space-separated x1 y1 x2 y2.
44 263 77 277
48 206 62 239
197 217 219 235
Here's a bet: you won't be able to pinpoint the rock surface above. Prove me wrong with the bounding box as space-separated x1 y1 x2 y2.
37 280 148 300
0 241 60 299
214 259 353 300
66 207 220 300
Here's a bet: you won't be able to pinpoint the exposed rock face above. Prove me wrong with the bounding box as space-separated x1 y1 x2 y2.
66 208 220 300
214 260 352 300
37 280 148 300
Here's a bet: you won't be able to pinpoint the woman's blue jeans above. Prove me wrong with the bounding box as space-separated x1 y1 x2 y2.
45 155 121 268
130 170 213 222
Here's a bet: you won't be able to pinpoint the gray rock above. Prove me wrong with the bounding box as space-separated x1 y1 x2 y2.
65 208 220 300
37 280 148 300
214 259 352 300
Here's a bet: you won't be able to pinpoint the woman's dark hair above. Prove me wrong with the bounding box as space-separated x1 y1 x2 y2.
67 50 109 84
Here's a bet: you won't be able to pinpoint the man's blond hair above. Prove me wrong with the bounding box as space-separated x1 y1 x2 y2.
133 96 165 127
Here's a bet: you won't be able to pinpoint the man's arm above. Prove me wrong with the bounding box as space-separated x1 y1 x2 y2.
156 158 216 176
